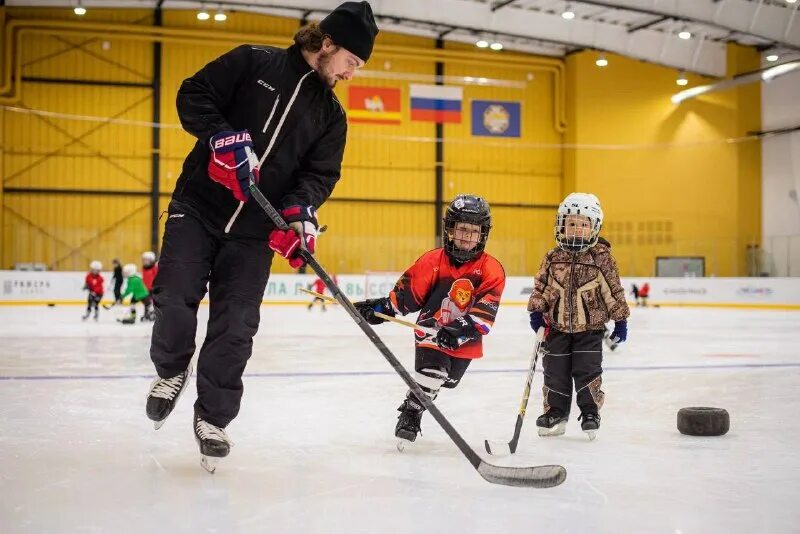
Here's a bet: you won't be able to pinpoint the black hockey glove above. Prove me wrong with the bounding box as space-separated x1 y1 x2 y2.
354 297 395 325
435 315 481 351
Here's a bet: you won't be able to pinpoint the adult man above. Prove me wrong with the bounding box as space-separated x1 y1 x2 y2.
145 2 378 471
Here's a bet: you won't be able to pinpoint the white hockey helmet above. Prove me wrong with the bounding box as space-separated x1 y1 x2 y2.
555 192 604 252
89 260 102 272
122 263 137 277
142 251 156 264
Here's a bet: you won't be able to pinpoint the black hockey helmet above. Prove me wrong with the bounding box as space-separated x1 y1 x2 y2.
442 194 492 263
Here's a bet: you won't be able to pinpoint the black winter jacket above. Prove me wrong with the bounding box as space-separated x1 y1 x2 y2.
172 44 347 239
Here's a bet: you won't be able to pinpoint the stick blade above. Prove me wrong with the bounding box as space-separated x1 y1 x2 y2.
484 439 512 456
477 461 566 488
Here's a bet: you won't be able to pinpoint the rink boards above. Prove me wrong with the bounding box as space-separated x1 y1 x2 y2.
1 270 799 309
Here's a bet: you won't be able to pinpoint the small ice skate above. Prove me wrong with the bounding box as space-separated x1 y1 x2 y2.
536 409 567 437
194 414 231 474
395 398 424 452
579 412 600 441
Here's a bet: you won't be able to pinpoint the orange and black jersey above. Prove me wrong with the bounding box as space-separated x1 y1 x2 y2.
388 248 505 359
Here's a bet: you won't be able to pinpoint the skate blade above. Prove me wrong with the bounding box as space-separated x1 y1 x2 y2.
396 438 416 452
584 429 598 441
201 455 219 474
153 419 166 430
537 421 566 437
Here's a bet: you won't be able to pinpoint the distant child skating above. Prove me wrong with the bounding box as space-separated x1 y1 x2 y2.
83 261 104 321
119 264 154 324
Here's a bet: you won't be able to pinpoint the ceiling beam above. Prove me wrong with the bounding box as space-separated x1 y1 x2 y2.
570 0 800 50
491 0 517 12
627 15 670 34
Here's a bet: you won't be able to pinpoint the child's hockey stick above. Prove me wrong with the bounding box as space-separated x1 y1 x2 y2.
484 328 546 455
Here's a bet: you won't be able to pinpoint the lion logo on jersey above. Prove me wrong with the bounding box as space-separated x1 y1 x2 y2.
438 278 475 325
448 279 474 310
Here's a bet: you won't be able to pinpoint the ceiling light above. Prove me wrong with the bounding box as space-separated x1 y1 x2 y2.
214 11 227 21
73 6 86 16
197 10 210 21
476 40 489 48
676 72 688 86
562 10 576 20
787 0 798 4
678 30 692 40
595 55 608 67
766 54 779 62
490 42 503 51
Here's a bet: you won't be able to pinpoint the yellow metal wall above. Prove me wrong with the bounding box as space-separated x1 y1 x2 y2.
1 6 763 277
564 47 761 276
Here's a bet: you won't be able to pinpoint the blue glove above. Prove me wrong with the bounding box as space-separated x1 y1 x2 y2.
610 320 627 344
208 130 260 202
529 311 546 333
354 297 395 325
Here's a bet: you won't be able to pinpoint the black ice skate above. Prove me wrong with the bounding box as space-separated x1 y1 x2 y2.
194 413 232 474
81 311 90 321
119 309 137 324
395 397 424 451
536 409 568 437
145 365 192 429
579 412 600 441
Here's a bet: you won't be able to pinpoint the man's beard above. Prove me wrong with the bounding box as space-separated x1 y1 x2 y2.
317 51 338 88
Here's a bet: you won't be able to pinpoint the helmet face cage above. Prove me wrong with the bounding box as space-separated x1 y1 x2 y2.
554 213 601 253
442 195 492 263
554 193 603 253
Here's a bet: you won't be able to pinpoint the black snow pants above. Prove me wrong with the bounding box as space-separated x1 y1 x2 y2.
541 329 605 417
150 202 273 428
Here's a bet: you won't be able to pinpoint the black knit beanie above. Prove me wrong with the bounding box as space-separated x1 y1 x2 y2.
319 1 379 63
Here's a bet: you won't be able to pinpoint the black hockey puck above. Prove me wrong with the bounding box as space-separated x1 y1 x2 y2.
677 407 729 436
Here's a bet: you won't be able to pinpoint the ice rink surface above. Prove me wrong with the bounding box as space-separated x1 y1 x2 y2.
1 302 799 533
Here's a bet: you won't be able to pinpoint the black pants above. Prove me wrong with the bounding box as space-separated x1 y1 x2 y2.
113 283 122 303
541 329 604 417
150 204 272 428
408 347 472 405
86 292 101 312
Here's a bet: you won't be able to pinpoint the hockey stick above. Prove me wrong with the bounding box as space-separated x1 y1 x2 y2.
249 178 565 488
299 287 336 302
299 288 439 337
484 328 546 456
603 326 619 351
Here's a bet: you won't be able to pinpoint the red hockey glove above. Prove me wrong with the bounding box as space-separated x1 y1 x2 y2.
208 130 260 202
268 205 318 269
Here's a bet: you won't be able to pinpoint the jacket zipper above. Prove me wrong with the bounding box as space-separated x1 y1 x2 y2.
223 70 315 234
262 95 280 134
568 252 577 333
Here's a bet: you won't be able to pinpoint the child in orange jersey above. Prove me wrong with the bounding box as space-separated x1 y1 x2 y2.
355 195 505 444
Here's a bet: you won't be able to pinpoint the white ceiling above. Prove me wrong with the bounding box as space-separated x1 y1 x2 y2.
9 0 800 76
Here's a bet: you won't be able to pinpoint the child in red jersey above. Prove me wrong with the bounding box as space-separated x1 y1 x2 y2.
83 260 104 321
355 195 505 444
308 275 338 311
141 251 158 292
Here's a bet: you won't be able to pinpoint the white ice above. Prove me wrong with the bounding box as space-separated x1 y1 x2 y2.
1 302 799 533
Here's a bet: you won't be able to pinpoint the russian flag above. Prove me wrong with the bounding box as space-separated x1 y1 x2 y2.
410 84 463 123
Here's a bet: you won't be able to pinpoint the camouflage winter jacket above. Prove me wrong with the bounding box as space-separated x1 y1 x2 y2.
527 239 630 333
